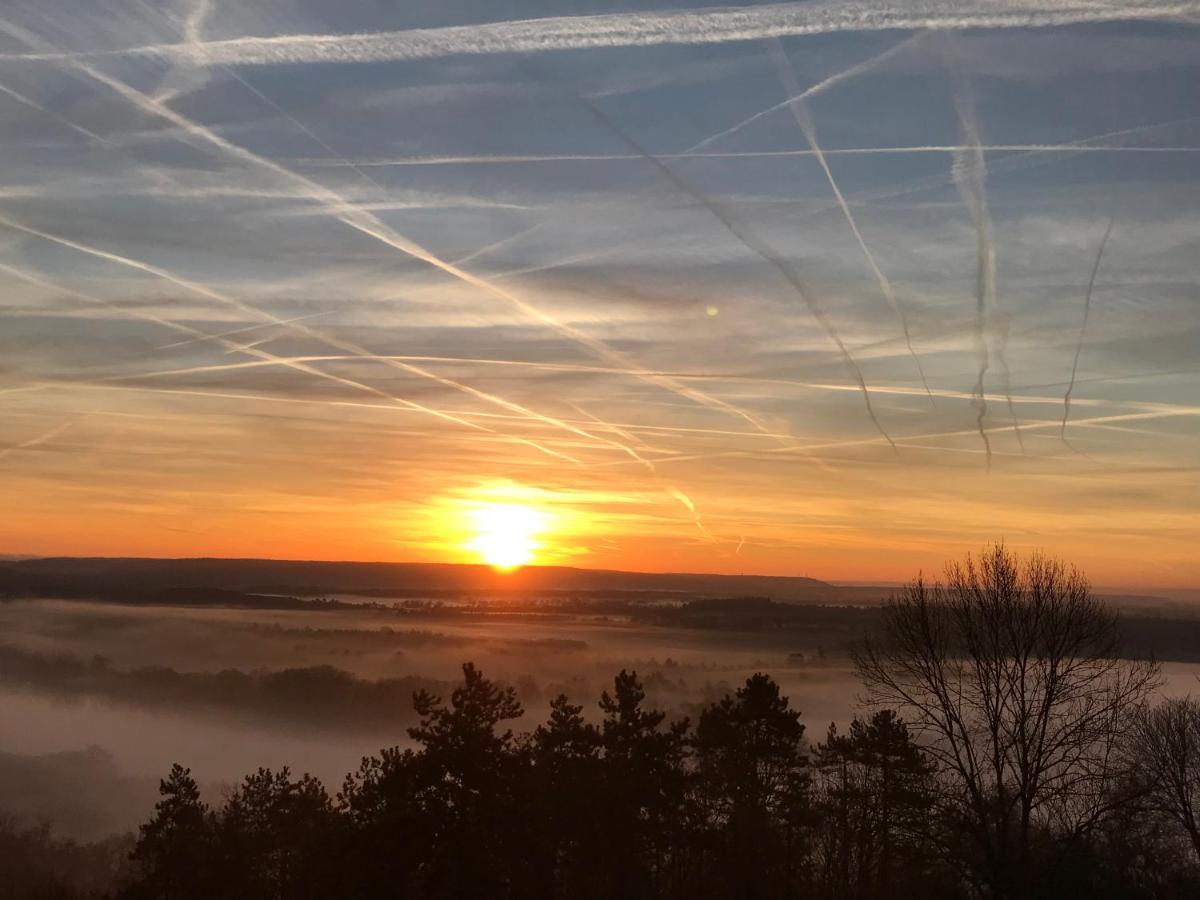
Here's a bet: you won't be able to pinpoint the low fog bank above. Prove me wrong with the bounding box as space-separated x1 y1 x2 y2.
4 594 1200 847
0 745 157 842
0 597 867 840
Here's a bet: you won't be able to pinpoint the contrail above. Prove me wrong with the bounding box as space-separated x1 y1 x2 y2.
293 145 1200 167
5 1 1192 66
767 38 934 404
0 17 771 438
1062 218 1115 449
0 80 114 146
0 259 580 464
45 380 608 459
666 486 720 544
564 85 899 456
567 402 655 453
778 116 1200 246
686 32 926 155
156 311 332 350
0 419 74 463
451 221 545 267
99 353 1141 416
950 72 997 468
148 0 213 105
600 406 1200 470
950 68 1025 460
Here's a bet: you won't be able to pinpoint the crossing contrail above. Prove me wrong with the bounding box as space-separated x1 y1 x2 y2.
0 258 581 464
767 38 934 404
1062 219 1116 450
686 33 926 154
564 86 899 456
0 16 775 439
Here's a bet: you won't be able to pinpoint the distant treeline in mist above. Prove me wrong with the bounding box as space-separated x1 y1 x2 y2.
0 557 835 605
0 644 448 736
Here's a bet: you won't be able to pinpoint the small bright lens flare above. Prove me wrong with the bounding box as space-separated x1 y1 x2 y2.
466 503 549 570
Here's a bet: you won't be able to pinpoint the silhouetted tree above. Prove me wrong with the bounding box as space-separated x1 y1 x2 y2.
813 710 945 900
1132 697 1200 861
692 673 810 898
593 669 690 899
341 662 524 898
523 694 604 897
338 746 426 898
125 765 215 900
856 545 1161 898
218 767 337 899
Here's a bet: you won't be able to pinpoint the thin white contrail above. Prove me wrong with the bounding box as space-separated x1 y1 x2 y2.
686 33 926 154
569 404 728 538
951 82 992 468
0 17 771 438
666 485 720 544
293 145 1200 167
951 66 1023 469
156 311 332 349
598 407 1200 469
567 402 654 453
0 419 74 462
451 221 545 267
148 0 213 105
58 373 1196 460
41 381 606 459
5 1 1192 66
778 116 1200 238
0 259 581 464
767 38 934 404
111 354 1176 417
0 80 113 146
1062 219 1115 450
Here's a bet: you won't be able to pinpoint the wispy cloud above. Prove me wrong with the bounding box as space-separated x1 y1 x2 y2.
5 1 1192 67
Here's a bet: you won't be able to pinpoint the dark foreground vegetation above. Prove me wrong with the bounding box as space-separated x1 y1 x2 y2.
7 547 1200 899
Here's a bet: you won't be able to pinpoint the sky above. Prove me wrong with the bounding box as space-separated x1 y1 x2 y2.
0 0 1198 587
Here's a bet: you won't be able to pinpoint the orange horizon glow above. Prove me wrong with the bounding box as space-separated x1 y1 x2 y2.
3 471 1197 591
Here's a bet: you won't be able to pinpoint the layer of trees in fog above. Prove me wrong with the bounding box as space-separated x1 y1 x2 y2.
8 546 1200 899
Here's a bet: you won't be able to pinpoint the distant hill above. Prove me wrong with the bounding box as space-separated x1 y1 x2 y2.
0 556 844 604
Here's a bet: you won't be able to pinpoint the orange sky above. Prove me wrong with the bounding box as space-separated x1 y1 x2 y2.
4 406 1195 589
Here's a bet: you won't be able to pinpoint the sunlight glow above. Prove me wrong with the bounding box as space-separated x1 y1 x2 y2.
466 502 553 570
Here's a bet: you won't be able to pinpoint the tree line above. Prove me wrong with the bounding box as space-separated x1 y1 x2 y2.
11 546 1200 899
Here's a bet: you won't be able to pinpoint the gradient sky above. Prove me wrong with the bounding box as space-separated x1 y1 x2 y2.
1 0 1198 586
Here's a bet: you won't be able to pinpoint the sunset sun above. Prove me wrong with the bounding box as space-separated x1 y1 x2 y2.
466 503 552 571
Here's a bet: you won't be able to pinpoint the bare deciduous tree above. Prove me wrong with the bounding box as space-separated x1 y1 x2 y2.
855 544 1160 898
1133 697 1200 861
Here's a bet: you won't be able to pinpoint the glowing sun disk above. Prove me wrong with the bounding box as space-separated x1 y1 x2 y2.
466 503 550 570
